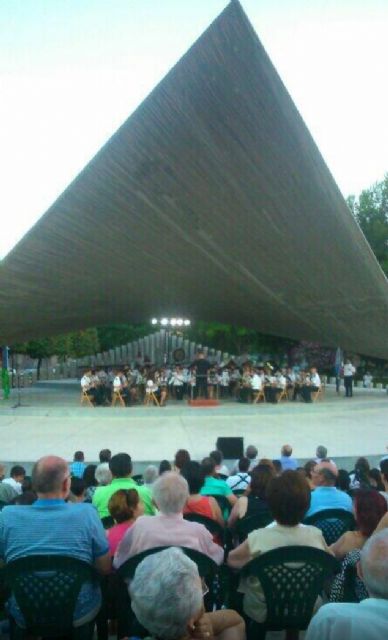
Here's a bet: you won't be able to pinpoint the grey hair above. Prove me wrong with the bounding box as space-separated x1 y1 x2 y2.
316 445 327 459
143 465 158 485
32 456 68 494
152 471 189 515
360 529 388 599
130 547 202 640
95 463 112 486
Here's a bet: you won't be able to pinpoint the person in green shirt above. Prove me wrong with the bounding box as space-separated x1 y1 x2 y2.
93 453 155 518
199 457 237 509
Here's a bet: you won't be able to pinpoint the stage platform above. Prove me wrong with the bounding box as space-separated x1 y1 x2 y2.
0 381 387 472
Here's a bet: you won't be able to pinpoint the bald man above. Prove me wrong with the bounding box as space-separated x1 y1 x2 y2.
305 529 388 640
0 455 110 626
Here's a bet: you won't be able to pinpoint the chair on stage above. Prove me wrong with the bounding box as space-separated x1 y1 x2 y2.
111 389 125 407
144 381 160 407
277 387 289 402
253 389 265 404
81 389 94 407
312 385 325 402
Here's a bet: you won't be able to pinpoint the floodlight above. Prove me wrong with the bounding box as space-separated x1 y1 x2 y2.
176 318 183 326
184 319 191 326
170 318 177 326
151 318 158 325
161 318 168 326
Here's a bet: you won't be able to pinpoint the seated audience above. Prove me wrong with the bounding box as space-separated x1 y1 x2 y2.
315 446 337 469
330 489 387 559
210 450 230 477
2 465 26 496
304 460 318 489
368 468 385 491
107 489 144 556
306 530 388 640
130 547 245 640
143 465 158 486
0 455 110 626
181 461 224 527
83 464 98 502
349 457 371 490
99 448 112 463
9 490 37 505
227 470 330 623
232 445 259 474
200 458 237 508
336 469 351 494
228 464 274 528
95 462 112 487
69 477 86 503
113 472 224 568
278 444 298 471
93 453 155 518
70 451 86 479
159 459 172 475
305 465 353 518
226 458 251 492
174 449 191 472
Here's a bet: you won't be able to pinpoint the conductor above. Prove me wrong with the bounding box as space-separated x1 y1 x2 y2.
191 351 211 399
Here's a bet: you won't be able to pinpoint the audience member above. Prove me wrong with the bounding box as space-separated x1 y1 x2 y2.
349 457 371 490
336 469 351 494
379 459 388 505
174 449 191 472
70 451 86 479
107 488 144 556
305 465 353 517
368 468 385 491
99 448 112 463
228 470 329 623
226 458 251 492
159 459 172 475
306 530 388 640
271 459 282 475
209 450 230 477
0 455 110 626
228 464 274 528
330 490 387 559
304 460 317 489
232 445 258 474
95 462 112 487
181 461 224 527
113 472 224 568
2 465 26 496
83 464 98 502
130 547 245 640
69 477 86 503
278 444 298 471
143 465 158 486
9 490 37 505
315 446 337 469
200 458 237 507
93 453 155 518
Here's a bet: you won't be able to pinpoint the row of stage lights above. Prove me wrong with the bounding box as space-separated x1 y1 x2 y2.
151 317 191 327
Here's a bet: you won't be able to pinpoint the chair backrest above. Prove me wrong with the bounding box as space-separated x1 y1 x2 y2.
304 509 356 545
117 545 218 582
235 511 273 542
183 513 225 539
206 494 231 519
4 555 96 635
243 546 339 631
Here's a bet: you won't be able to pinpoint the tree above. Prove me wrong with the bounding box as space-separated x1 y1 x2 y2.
347 174 388 275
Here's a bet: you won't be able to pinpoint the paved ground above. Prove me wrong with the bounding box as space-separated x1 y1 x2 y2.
0 381 387 472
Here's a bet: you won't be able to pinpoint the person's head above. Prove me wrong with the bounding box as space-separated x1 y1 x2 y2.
281 444 293 458
180 461 204 495
32 456 70 499
174 450 191 472
159 459 172 475
313 466 337 488
10 465 26 483
108 488 143 523
336 469 351 493
209 450 223 467
109 453 132 479
83 464 97 488
369 468 385 491
95 462 112 486
9 490 37 505
70 477 85 502
22 476 33 493
73 451 84 462
354 489 387 537
359 529 388 599
201 457 216 478
143 465 158 485
271 459 282 475
238 457 250 473
152 472 189 515
316 445 328 460
250 464 275 499
304 460 317 480
130 547 204 640
355 457 370 475
99 449 111 463
267 470 311 525
245 445 258 461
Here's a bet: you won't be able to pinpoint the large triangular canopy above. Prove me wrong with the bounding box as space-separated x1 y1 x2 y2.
1 0 387 357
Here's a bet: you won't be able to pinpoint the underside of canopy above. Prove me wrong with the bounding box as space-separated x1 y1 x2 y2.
1 0 387 357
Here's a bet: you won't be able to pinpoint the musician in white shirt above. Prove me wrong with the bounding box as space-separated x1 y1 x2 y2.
301 367 321 403
80 369 97 405
343 360 356 397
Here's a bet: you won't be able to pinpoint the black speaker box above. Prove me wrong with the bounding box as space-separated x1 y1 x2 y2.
216 436 244 459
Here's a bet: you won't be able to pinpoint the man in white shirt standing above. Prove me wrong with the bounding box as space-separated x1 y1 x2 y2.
343 359 356 398
305 529 388 640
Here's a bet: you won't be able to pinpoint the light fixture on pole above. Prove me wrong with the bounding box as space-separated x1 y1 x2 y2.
150 317 192 365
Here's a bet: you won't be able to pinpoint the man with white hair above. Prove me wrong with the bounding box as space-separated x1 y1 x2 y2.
130 547 245 640
305 464 352 518
114 472 224 568
305 529 388 639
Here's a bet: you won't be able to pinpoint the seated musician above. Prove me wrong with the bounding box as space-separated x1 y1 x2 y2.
170 366 185 401
251 369 263 402
265 370 286 404
112 370 128 405
239 367 253 403
301 367 321 403
219 367 230 398
292 369 306 401
80 369 97 405
155 369 168 407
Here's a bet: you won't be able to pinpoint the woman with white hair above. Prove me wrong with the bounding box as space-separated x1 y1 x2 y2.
113 472 224 568
95 462 112 486
130 547 245 640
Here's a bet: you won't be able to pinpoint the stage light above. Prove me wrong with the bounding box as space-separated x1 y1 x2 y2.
170 318 177 326
161 318 168 326
184 319 191 326
176 318 183 326
151 318 158 325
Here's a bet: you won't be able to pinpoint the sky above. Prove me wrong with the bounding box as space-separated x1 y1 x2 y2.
1 0 388 258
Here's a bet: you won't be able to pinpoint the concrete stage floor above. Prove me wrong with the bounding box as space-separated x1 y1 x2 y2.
0 381 387 471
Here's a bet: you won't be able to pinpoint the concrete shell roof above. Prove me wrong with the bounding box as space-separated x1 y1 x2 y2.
1 0 387 357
